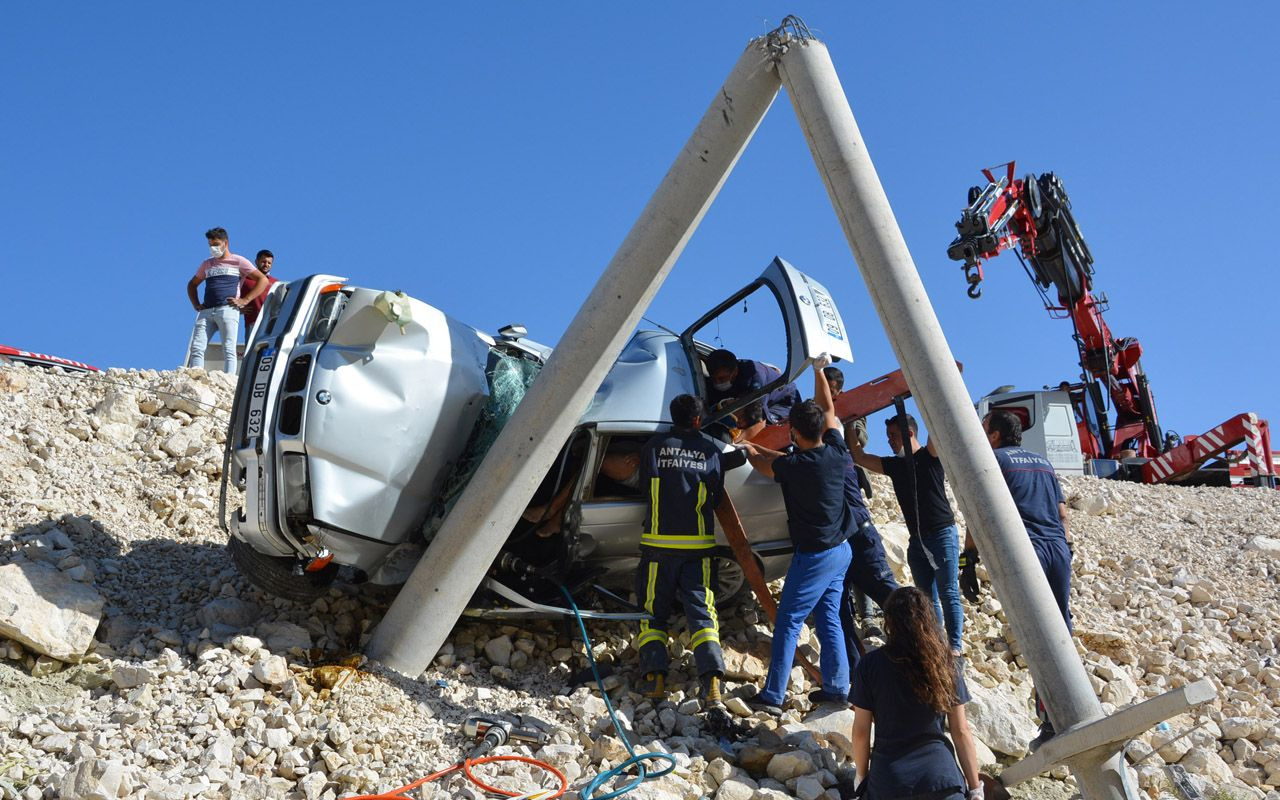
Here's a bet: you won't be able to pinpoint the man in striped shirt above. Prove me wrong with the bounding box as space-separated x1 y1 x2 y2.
185 227 269 374
634 394 735 707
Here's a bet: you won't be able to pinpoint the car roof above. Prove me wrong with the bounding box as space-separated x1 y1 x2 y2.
579 330 697 431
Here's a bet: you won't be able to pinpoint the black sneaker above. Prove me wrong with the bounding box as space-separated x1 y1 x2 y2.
808 689 849 706
860 622 884 639
746 697 783 716
1028 720 1056 753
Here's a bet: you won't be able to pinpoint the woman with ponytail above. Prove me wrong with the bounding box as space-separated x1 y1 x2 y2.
849 586 983 799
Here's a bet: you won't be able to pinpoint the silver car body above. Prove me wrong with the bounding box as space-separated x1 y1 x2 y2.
222 258 854 616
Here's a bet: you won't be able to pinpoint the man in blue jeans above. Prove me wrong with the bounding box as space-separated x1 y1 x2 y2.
853 414 965 655
185 227 269 374
742 355 853 713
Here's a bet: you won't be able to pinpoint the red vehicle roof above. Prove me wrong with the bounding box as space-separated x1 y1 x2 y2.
0 345 100 373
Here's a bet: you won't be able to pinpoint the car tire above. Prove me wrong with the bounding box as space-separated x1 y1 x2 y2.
227 535 338 603
712 553 756 609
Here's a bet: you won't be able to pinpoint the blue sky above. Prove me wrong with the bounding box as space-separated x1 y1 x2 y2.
3 4 1277 441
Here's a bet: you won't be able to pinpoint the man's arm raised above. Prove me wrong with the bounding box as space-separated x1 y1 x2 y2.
811 353 840 434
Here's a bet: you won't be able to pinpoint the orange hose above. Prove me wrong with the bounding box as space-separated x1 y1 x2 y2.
345 755 568 800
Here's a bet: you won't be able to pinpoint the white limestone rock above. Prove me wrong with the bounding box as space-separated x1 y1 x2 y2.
163 378 217 416
964 680 1038 757
1245 536 1280 557
0 560 103 660
252 654 290 686
484 634 514 667
94 389 140 426
766 750 816 781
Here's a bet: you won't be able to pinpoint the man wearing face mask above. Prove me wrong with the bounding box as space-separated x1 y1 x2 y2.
185 227 269 374
704 348 801 426
852 413 965 657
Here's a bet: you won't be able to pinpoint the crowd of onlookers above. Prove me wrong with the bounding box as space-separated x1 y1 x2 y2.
184 226 278 374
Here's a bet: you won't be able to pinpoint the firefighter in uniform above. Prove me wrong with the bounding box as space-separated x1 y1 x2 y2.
634 393 735 706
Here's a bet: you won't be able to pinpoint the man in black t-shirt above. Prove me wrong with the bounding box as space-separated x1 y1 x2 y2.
821 367 899 669
853 414 965 655
742 356 854 712
634 394 732 707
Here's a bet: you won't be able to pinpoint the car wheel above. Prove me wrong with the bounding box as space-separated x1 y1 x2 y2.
227 535 338 603
713 554 754 609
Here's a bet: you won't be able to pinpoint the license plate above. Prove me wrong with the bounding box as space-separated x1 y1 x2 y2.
245 353 275 439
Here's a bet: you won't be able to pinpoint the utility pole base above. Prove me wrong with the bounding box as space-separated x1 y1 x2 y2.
1001 679 1215 790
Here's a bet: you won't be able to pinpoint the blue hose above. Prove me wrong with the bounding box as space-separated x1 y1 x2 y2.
559 586 676 800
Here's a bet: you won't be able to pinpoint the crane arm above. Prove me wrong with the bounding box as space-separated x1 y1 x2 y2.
946 161 1163 457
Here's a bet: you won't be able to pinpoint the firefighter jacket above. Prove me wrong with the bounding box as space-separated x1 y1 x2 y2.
639 428 725 551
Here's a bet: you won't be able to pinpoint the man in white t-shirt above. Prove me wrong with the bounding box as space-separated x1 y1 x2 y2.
185 227 268 374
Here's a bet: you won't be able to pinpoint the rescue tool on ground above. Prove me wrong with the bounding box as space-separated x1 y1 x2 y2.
947 161 1275 487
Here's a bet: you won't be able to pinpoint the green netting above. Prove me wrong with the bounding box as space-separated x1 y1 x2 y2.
423 350 542 541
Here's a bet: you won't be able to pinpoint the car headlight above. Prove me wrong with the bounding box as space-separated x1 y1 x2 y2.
306 287 348 343
281 453 311 517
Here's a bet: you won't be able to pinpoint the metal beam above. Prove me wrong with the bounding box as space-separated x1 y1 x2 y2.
365 40 783 677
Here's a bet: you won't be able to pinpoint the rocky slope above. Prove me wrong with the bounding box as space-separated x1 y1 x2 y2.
0 362 1277 800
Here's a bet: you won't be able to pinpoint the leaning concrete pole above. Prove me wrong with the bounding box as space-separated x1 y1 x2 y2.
366 42 783 677
773 35 1137 798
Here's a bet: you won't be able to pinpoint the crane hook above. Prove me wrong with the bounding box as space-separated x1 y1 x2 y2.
967 284 983 300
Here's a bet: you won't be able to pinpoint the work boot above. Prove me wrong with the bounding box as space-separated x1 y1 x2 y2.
637 671 666 700
699 673 723 707
1028 720 1056 753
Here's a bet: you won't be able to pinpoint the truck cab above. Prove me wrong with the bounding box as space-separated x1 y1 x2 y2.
976 388 1085 475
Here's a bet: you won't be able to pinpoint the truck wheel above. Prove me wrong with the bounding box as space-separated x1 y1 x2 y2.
227 535 338 602
713 554 755 609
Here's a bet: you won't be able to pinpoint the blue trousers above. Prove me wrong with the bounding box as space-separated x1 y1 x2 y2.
841 521 900 669
759 541 852 704
1032 536 1073 724
906 524 964 652
1032 538 1073 631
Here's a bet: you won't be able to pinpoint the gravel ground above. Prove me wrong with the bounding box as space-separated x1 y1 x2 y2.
0 362 1277 800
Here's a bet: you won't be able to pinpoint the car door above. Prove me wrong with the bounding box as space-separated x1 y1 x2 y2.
679 256 854 420
570 257 852 597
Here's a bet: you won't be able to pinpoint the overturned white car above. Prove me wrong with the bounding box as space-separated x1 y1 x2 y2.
219 258 854 618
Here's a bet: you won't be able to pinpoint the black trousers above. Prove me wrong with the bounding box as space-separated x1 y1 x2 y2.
842 521 901 669
634 549 725 677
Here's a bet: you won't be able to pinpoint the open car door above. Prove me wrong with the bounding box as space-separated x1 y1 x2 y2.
680 256 854 418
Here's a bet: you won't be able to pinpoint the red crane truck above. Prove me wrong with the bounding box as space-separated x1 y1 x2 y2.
946 162 1275 488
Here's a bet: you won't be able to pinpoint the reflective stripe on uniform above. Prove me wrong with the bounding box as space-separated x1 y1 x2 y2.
702 557 719 633
694 481 707 537
635 628 668 648
640 533 716 550
636 561 661 649
649 477 660 536
689 627 720 650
